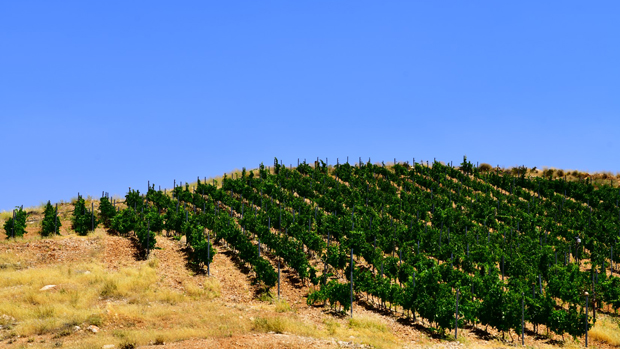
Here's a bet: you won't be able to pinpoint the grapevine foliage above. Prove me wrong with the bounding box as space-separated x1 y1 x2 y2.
71 195 98 236
3 206 27 239
98 195 117 229
40 201 61 236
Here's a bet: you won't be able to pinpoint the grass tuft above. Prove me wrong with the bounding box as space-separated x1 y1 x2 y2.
253 316 286 333
348 316 388 333
183 278 221 300
274 299 292 313
589 315 620 346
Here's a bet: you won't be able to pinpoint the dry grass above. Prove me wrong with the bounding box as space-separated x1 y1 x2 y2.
589 314 620 346
502 165 620 187
0 260 161 336
182 277 221 300
274 299 292 313
0 210 12 221
250 314 331 342
0 250 28 270
252 316 292 334
343 314 399 348
248 307 400 348
348 315 388 333
0 245 255 347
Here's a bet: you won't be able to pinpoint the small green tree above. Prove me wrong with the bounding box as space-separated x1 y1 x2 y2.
3 207 28 239
98 195 117 229
40 201 61 237
72 195 98 236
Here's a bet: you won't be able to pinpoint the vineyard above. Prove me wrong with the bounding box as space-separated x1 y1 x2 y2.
3 157 620 348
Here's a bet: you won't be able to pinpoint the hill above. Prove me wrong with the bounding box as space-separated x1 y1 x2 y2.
1 158 620 348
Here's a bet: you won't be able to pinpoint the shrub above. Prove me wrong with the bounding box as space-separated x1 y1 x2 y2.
3 206 27 239
478 163 492 173
40 201 61 237
543 168 555 179
556 169 565 178
511 166 528 177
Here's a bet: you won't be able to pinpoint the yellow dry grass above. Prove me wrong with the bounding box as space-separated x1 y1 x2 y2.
250 312 400 349
589 314 620 346
0 210 12 221
341 314 399 348
0 245 250 348
0 231 407 348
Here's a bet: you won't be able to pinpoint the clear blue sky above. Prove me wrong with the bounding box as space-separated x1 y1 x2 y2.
1 1 619 211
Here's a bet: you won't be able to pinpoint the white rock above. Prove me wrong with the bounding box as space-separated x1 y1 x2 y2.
1 314 15 322
73 326 81 332
102 345 115 349
39 285 56 291
87 325 99 333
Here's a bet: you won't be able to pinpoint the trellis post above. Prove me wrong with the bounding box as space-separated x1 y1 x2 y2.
585 292 589 347
455 288 459 339
350 248 354 318
207 233 211 276
146 219 150 258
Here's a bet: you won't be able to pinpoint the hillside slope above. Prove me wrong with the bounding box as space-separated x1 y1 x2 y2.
1 160 620 348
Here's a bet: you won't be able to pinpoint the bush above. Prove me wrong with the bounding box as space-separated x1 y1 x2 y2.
511 166 528 177
3 207 27 239
478 163 492 173
71 195 98 236
543 168 555 179
40 201 61 237
556 169 565 178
